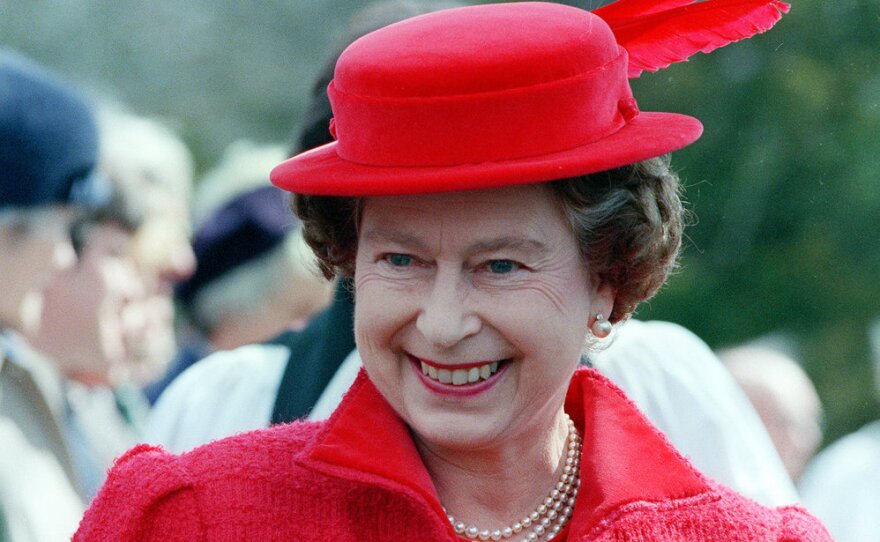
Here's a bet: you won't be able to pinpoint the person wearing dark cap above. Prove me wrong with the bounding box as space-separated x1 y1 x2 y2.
0 50 108 542
142 174 332 406
78 2 830 540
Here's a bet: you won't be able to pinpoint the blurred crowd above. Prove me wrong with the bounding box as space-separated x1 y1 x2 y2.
1 2 877 542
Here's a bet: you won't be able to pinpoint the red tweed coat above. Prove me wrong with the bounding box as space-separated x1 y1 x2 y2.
74 368 831 541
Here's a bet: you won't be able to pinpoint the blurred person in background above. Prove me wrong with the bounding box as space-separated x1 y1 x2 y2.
143 142 333 404
25 196 151 499
718 342 823 484
799 320 880 541
145 0 798 510
96 105 196 386
0 50 109 542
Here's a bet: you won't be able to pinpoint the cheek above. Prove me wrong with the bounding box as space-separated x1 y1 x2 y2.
353 273 408 367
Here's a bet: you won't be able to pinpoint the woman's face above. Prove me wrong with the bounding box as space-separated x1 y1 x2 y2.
355 184 610 451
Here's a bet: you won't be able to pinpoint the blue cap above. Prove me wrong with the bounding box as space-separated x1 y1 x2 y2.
0 50 102 209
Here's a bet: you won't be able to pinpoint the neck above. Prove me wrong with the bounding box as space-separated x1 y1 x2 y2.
416 406 570 530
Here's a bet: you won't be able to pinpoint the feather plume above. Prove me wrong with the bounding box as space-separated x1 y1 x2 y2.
594 0 699 21
594 0 791 78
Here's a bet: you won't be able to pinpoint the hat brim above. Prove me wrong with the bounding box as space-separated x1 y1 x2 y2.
270 112 702 197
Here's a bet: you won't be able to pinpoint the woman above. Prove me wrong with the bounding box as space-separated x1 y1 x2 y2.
75 2 830 541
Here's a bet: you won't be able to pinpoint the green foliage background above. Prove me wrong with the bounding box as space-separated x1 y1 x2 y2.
3 0 879 446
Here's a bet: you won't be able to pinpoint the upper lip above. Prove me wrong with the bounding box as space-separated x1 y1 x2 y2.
408 353 505 370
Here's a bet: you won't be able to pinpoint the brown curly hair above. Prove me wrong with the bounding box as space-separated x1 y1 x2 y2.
292 154 684 322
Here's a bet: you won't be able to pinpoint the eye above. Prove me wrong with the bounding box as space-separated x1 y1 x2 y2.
384 253 414 267
486 259 518 274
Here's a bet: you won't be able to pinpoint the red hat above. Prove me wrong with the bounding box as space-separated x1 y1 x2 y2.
271 1 788 196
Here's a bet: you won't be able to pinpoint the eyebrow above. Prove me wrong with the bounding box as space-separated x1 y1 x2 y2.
361 229 431 252
466 236 550 257
362 229 550 257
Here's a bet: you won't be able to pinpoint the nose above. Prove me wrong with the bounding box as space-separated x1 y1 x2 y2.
415 270 481 349
51 238 76 272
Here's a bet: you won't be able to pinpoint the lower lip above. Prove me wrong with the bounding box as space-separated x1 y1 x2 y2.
409 356 509 398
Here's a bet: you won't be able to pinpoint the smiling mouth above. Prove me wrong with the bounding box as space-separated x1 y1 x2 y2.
417 359 505 385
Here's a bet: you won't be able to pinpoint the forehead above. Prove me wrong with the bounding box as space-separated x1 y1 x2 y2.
359 184 567 239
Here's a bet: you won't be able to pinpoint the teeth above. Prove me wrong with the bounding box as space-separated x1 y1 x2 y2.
419 359 503 386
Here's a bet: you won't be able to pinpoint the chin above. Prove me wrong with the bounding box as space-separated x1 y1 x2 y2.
407 409 505 452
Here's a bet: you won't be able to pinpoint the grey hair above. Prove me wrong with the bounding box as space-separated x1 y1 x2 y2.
189 227 330 335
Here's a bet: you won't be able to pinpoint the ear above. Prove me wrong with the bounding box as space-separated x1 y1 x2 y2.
590 283 616 323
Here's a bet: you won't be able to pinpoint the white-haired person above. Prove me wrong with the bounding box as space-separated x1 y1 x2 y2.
96 105 196 385
76 3 829 541
719 342 823 485
142 142 334 405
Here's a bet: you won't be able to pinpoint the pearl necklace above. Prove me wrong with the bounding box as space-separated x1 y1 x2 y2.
446 414 582 542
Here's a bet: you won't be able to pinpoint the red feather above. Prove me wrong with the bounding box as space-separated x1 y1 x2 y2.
594 0 699 21
594 0 791 78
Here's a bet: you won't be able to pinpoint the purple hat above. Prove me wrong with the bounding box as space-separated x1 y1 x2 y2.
176 185 296 307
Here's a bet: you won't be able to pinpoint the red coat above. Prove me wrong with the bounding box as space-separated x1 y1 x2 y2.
74 368 830 541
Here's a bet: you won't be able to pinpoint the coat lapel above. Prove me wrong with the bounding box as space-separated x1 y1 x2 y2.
565 368 713 536
304 367 714 539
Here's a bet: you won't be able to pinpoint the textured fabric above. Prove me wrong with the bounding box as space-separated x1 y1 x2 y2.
799 420 880 542
270 3 702 196
77 368 830 541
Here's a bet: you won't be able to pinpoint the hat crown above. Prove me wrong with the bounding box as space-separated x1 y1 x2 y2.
336 2 620 99
0 50 98 208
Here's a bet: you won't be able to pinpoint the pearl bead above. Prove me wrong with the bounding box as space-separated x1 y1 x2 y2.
443 414 581 542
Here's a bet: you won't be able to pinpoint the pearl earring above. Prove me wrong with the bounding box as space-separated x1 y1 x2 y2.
591 313 612 338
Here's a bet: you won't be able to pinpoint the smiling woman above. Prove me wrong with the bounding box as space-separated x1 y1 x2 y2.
74 2 831 541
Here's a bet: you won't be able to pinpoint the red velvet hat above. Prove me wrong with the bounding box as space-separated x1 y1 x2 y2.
271 1 788 196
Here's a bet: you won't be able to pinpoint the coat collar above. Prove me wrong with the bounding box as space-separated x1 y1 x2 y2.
304 367 712 535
